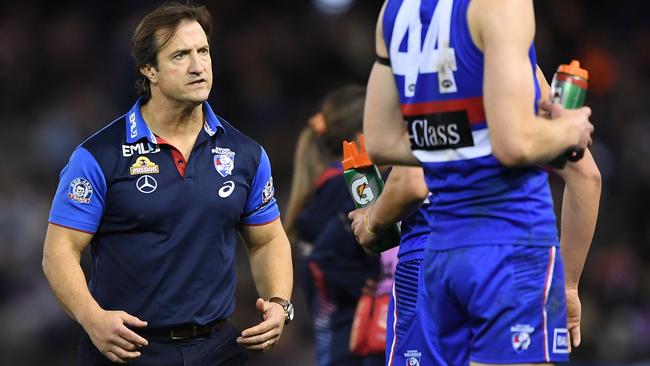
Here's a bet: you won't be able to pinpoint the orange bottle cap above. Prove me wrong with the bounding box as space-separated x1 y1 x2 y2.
341 134 373 170
557 60 589 80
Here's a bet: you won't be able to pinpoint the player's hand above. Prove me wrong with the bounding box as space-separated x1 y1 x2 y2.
348 206 380 249
80 308 148 364
540 100 593 151
237 298 285 352
565 287 582 349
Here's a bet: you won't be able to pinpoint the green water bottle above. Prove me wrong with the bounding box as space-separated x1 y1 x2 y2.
342 135 401 253
548 60 589 169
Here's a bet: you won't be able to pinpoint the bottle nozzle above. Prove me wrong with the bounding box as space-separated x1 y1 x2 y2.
342 134 373 170
557 59 589 80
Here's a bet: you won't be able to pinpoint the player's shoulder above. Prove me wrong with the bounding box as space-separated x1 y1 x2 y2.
70 114 127 172
78 114 127 153
216 115 265 161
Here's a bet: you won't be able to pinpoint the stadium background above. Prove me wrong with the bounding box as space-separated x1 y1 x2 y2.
0 0 646 364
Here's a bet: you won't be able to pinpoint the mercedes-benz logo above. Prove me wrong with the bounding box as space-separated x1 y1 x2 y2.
136 175 157 194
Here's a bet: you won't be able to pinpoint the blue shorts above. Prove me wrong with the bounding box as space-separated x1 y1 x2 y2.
386 245 569 365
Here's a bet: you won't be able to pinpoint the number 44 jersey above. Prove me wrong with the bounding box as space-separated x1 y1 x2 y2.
383 0 559 250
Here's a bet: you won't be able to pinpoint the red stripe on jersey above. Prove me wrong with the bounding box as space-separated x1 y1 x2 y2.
314 167 343 189
400 96 485 124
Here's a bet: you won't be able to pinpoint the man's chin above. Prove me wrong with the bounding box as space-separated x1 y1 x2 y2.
185 92 210 105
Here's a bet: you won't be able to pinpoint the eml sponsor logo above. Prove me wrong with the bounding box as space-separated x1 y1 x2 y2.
553 328 570 354
403 350 421 366
122 142 160 157
129 113 137 138
511 324 534 353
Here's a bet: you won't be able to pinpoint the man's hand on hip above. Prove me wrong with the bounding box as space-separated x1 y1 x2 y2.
81 308 149 364
237 298 285 352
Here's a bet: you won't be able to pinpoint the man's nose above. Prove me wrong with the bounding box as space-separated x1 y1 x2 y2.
188 51 204 74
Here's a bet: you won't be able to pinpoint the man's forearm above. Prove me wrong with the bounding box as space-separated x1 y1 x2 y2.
43 245 101 325
559 166 601 289
369 166 428 230
248 237 293 300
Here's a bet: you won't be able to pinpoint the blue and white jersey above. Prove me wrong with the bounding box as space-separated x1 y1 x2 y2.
383 0 558 249
49 99 279 327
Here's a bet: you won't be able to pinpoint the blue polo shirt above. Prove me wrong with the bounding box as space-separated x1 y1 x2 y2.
48 99 280 328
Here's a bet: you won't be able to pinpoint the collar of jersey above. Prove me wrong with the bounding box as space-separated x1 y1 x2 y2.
125 98 225 144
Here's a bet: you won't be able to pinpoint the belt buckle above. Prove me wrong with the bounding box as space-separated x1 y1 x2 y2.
170 325 197 340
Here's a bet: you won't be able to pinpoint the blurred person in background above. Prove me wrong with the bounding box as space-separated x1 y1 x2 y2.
362 0 601 365
285 85 385 366
41 3 293 365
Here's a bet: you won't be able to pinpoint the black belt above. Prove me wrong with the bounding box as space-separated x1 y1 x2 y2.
141 319 227 340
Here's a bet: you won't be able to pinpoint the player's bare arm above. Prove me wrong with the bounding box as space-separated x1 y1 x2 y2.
349 166 428 247
470 0 594 166
364 1 420 166
238 218 293 351
42 224 148 364
536 65 601 348
554 149 601 348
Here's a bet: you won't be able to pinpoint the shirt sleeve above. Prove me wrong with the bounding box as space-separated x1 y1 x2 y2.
241 146 280 225
48 147 107 233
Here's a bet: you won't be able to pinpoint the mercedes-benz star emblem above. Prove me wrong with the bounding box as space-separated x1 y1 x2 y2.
136 175 157 194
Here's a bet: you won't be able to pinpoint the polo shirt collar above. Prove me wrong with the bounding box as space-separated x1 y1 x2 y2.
125 98 225 144
202 101 224 137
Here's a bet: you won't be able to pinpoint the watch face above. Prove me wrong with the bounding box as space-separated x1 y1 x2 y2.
286 302 294 321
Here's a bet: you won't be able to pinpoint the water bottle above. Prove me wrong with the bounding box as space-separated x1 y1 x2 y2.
548 60 589 169
342 135 401 253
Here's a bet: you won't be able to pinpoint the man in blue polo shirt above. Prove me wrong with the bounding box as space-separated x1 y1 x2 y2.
42 3 293 365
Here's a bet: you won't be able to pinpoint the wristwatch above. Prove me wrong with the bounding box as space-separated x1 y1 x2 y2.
269 297 294 324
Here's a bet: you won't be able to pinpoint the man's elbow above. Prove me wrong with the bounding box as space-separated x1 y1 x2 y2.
42 251 52 279
578 161 602 190
365 136 393 166
491 142 532 167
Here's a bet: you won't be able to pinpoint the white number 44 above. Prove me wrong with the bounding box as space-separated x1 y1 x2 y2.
389 0 458 97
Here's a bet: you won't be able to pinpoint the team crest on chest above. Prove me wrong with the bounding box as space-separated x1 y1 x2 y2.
212 147 235 177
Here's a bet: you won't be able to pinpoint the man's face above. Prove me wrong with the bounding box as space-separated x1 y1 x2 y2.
75 185 86 197
150 20 212 104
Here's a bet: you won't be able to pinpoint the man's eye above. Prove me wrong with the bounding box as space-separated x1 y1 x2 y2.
174 53 185 60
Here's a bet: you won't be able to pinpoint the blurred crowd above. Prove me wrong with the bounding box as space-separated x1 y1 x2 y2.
0 0 647 364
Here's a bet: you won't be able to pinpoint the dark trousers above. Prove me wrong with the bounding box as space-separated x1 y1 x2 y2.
77 324 248 366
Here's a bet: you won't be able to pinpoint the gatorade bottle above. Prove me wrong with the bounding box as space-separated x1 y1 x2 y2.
548 60 589 169
342 135 401 253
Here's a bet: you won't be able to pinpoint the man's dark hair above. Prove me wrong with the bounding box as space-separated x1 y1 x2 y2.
131 2 212 103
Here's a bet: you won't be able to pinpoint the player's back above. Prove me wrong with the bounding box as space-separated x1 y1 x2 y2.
383 0 558 249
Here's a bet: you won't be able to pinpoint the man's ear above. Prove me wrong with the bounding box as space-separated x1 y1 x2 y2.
140 65 158 83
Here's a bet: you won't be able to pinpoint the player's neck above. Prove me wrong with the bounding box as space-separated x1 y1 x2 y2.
141 97 203 140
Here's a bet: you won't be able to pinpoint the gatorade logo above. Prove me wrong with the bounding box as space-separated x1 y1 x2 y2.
351 176 375 205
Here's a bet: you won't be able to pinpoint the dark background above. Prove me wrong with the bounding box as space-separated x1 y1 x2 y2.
0 0 647 364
